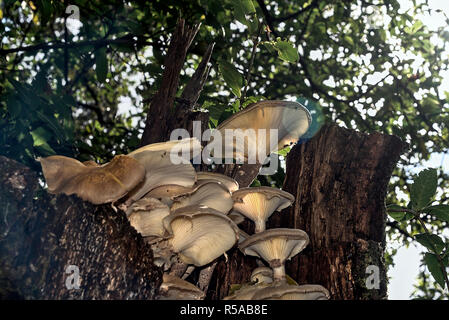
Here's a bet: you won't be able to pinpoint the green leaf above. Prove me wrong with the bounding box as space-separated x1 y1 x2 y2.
410 168 438 210
423 205 449 223
273 40 299 63
218 60 243 98
261 41 276 54
415 233 445 254
386 205 413 222
230 0 258 32
203 101 224 127
95 47 108 83
424 253 446 289
31 127 56 155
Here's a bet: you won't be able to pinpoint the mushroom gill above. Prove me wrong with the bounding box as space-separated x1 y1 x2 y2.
232 187 295 233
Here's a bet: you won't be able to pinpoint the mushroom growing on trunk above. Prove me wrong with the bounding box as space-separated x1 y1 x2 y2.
215 100 311 162
170 181 233 214
196 172 239 193
163 205 239 266
239 228 309 282
39 154 145 205
251 284 330 300
232 187 295 233
125 197 170 239
126 138 201 201
158 273 205 300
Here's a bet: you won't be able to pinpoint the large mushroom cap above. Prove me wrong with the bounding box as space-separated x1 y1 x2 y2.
163 205 239 266
239 228 309 281
196 172 239 193
39 154 145 205
126 138 200 201
232 187 295 232
159 274 205 300
252 284 330 300
216 100 311 161
170 182 233 214
126 197 170 238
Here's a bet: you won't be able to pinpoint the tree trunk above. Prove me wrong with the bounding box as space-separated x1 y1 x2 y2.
207 124 407 300
0 156 162 299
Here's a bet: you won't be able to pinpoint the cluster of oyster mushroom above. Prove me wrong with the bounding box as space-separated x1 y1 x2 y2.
38 100 329 300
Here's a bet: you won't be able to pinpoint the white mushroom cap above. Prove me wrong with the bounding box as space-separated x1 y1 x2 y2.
163 205 239 266
126 138 201 201
251 284 330 300
251 267 273 284
196 172 239 193
170 182 233 214
126 197 170 238
216 100 311 161
145 184 195 206
159 274 205 300
39 154 145 205
223 283 271 300
232 187 295 233
239 228 309 281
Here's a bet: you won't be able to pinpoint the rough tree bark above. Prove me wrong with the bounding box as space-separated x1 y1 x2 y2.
207 124 407 300
0 156 161 299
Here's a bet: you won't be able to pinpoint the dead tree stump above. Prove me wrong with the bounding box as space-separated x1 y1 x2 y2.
208 124 406 299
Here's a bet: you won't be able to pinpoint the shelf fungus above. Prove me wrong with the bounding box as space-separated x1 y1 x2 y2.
158 274 205 300
125 197 170 239
251 284 330 300
170 182 233 214
239 228 309 282
216 100 311 162
39 154 145 205
163 205 239 267
126 138 201 201
232 187 295 233
196 172 239 193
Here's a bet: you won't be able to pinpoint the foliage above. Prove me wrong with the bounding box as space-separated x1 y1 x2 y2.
387 168 449 298
1 0 449 297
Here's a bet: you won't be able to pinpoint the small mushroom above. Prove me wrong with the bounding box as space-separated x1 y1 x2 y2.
163 205 239 266
39 154 145 205
127 138 201 201
145 184 195 206
126 197 170 238
158 273 205 300
170 182 233 214
196 172 239 193
232 187 295 233
216 100 311 161
251 267 273 285
239 228 309 282
251 284 330 300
